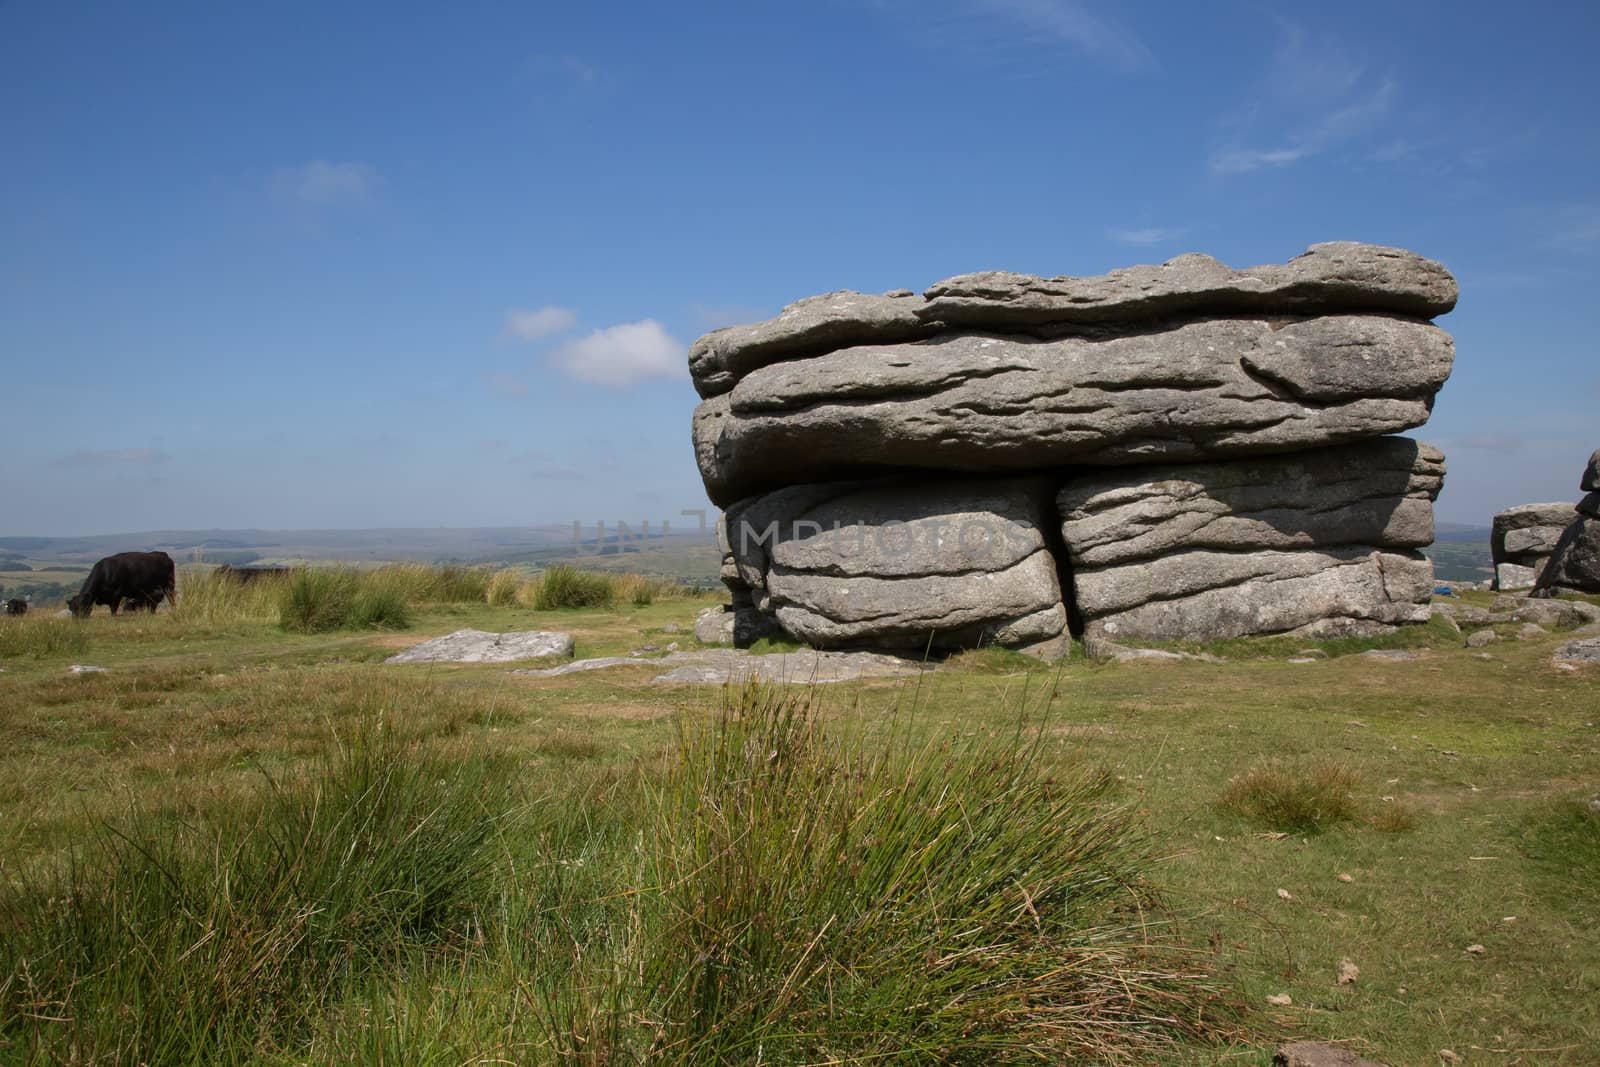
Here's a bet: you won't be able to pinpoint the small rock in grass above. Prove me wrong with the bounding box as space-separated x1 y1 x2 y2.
1464 944 1485 955
1337 873 1354 883
1266 993 1293 1006
1465 629 1497 648
1277 887 1294 900
1337 958 1360 985
1439 1051 1461 1064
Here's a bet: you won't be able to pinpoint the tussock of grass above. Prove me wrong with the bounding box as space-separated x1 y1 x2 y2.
532 565 618 610
0 616 89 658
279 569 357 633
484 567 524 607
170 565 286 625
0 716 514 1064
1219 759 1363 834
546 684 1238 1062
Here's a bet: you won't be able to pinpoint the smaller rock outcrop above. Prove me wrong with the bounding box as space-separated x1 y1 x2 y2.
386 629 574 664
1491 502 1573 589
1531 448 1600 596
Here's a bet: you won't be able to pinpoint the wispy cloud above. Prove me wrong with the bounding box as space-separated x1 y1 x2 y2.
1106 225 1188 246
547 320 686 387
503 306 578 341
965 0 1154 71
57 448 170 468
1208 24 1395 175
269 161 381 204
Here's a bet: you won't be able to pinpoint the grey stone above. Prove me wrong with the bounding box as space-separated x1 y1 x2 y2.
386 629 574 664
1554 637 1600 664
1358 649 1421 660
694 605 735 645
1082 636 1222 663
1274 1040 1389 1067
1584 449 1600 493
511 647 931 685
1491 503 1573 573
696 316 1452 505
1466 629 1498 648
722 476 1067 651
68 664 109 673
689 243 1457 399
1072 546 1432 642
1058 438 1442 567
1494 562 1538 591
1518 622 1547 640
1513 599 1592 629
1016 634 1074 662
1290 617 1401 639
1532 515 1600 594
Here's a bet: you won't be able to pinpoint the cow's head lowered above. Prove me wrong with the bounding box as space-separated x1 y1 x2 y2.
67 593 92 618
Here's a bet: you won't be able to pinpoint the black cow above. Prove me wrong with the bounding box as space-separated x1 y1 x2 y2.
217 564 294 584
68 551 177 618
3 599 25 616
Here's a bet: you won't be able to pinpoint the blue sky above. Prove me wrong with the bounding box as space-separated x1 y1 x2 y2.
2 0 1596 535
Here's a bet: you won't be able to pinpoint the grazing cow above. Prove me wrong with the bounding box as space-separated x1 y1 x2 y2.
3 598 25 616
217 564 294 583
67 551 177 618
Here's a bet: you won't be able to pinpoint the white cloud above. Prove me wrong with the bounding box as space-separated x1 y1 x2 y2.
547 320 686 387
270 161 380 204
1106 225 1188 246
967 0 1154 70
1208 24 1395 176
57 448 169 468
503 306 578 341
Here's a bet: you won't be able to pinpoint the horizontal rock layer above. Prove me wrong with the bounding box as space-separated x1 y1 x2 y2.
690 242 1457 397
695 315 1452 506
719 477 1066 651
1059 440 1443 641
1492 502 1575 564
1057 438 1442 568
1077 547 1434 642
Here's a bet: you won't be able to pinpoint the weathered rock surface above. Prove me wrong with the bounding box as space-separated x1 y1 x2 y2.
512 647 931 685
720 476 1066 650
1058 440 1441 641
689 245 1456 649
1554 636 1600 665
696 316 1453 505
1530 449 1600 596
386 629 574 664
694 605 735 645
1491 502 1573 587
690 242 1457 398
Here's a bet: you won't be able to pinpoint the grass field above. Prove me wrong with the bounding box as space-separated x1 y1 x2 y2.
0 578 1597 1063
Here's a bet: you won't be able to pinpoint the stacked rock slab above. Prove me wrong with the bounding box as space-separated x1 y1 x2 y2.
1490 503 1574 590
693 243 1457 649
1531 449 1600 596
1058 439 1443 641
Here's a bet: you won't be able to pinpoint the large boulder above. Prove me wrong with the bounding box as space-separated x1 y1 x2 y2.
1529 449 1600 596
689 245 1457 650
1584 449 1600 493
1058 440 1442 641
720 476 1066 651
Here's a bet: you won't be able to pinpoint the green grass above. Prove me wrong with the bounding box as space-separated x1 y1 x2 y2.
0 616 89 659
1219 759 1364 834
531 565 619 610
1 592 1598 1062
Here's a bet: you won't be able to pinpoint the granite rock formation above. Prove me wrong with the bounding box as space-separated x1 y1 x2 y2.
1490 502 1574 590
1531 449 1600 596
691 244 1457 648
